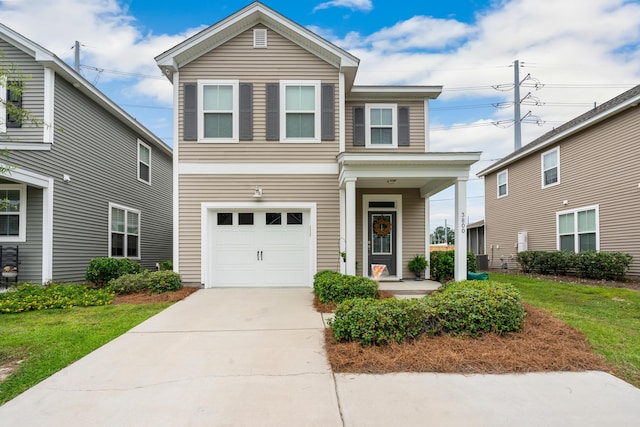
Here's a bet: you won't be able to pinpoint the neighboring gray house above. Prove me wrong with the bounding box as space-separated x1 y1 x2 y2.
478 84 640 277
0 23 173 283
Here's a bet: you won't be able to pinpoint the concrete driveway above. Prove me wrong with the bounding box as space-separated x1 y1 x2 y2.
1 288 640 426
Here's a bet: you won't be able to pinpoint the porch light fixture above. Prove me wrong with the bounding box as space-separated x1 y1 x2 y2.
386 179 397 184
253 187 263 198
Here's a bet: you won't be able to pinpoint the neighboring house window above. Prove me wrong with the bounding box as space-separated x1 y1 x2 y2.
280 80 321 142
110 204 140 258
365 104 397 148
138 140 151 184
197 80 239 142
0 184 26 242
497 170 508 198
4 81 23 129
542 147 559 187
557 205 598 252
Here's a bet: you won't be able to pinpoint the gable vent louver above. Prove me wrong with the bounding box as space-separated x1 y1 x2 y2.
253 28 267 48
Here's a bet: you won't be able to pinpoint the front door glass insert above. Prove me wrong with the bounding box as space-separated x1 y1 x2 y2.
371 214 392 254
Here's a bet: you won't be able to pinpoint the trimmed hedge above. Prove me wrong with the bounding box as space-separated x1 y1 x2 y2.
313 270 378 303
0 283 113 314
85 258 142 287
329 298 436 346
427 280 525 336
517 250 632 280
430 250 478 281
329 280 525 345
108 270 183 295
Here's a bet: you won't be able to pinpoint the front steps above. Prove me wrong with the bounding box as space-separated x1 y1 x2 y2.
378 280 442 299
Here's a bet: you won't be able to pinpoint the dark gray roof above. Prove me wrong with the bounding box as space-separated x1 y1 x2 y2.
478 84 640 176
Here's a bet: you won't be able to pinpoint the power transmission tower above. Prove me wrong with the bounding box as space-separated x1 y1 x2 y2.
512 60 544 150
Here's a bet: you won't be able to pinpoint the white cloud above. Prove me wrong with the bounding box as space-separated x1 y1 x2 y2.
313 0 372 12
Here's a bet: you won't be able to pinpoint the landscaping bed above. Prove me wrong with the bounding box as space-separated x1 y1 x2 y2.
112 286 199 305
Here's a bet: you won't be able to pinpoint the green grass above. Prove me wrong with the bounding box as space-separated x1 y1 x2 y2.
0 303 171 405
490 273 640 387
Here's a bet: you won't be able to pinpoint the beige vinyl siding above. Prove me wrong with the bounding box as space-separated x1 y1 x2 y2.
178 174 340 284
0 39 45 142
355 188 425 278
178 25 339 163
484 106 640 276
345 100 426 153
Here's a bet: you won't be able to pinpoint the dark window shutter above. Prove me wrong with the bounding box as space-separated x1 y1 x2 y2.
183 83 197 141
398 106 410 146
266 83 279 141
6 83 23 128
352 106 365 146
321 83 335 141
239 83 253 141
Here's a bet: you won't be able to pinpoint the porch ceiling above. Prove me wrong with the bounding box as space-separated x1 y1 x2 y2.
337 152 481 198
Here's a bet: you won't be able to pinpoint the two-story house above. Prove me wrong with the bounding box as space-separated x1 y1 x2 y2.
156 2 480 287
0 23 173 283
478 84 640 278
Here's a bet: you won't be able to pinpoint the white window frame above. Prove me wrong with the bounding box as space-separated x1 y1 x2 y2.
279 80 321 143
137 139 151 185
197 79 239 143
541 147 560 188
108 203 141 259
497 169 508 198
0 184 27 242
556 204 599 253
365 103 398 148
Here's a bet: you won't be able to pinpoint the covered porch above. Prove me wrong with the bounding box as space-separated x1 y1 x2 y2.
337 152 481 282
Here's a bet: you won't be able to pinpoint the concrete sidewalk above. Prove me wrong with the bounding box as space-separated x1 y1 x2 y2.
1 288 640 426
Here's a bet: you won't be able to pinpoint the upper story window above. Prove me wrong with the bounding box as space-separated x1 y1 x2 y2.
0 79 23 133
110 203 140 259
280 80 320 142
497 170 508 198
365 104 397 148
557 205 598 252
542 147 559 188
138 140 151 184
0 184 26 242
198 80 239 143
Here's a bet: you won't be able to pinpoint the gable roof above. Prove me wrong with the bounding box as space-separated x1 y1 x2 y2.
477 84 640 177
0 23 172 156
155 1 360 89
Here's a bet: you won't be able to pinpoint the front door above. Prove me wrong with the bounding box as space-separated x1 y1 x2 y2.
368 212 396 276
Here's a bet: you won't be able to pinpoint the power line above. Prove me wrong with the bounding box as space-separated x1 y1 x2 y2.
80 64 165 80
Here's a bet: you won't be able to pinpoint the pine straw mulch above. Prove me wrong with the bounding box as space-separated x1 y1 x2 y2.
324 303 612 375
112 286 200 305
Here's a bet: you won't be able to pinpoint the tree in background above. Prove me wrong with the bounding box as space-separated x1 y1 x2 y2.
430 225 455 245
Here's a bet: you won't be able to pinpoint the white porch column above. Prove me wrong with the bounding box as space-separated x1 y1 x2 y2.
345 178 357 275
424 196 431 279
454 178 468 281
339 186 346 274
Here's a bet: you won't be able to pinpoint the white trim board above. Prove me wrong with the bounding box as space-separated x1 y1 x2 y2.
179 163 339 175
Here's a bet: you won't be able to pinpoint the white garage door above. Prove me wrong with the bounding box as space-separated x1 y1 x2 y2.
208 210 310 287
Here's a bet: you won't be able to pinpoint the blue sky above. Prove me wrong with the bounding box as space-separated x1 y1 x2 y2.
2 0 639 231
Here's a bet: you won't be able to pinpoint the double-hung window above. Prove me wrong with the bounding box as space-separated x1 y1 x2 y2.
138 140 151 184
542 147 559 187
110 204 140 258
365 104 397 147
280 80 320 142
557 205 598 252
198 80 239 142
497 170 508 198
0 184 26 242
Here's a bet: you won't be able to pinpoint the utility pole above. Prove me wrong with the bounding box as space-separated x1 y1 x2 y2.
513 59 522 150
74 41 80 73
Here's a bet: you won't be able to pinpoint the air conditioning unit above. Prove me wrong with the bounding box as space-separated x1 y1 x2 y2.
517 231 528 252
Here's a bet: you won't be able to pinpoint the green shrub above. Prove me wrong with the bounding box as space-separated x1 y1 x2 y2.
85 258 142 287
0 283 113 314
516 251 537 273
313 270 378 303
108 270 183 295
329 298 436 346
426 280 525 336
430 250 478 281
574 251 632 280
158 261 173 271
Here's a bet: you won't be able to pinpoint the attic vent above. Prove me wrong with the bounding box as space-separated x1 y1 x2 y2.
253 28 267 48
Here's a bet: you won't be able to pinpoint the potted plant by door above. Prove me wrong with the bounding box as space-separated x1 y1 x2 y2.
408 254 428 281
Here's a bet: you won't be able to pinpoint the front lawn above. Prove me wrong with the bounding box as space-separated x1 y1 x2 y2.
490 273 640 387
0 302 172 405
